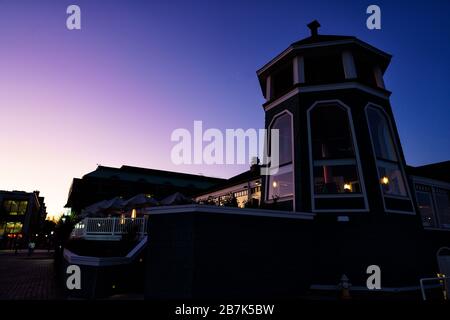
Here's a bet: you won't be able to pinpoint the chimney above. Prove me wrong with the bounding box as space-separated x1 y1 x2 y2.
250 157 260 173
307 20 321 37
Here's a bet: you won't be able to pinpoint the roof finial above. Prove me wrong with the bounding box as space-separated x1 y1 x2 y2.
307 20 321 37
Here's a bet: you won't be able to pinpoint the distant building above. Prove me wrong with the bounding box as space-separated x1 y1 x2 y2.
408 161 450 229
65 165 225 215
0 190 47 247
195 164 262 208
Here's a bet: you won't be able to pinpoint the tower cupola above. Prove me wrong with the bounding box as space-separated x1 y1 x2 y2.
258 22 415 215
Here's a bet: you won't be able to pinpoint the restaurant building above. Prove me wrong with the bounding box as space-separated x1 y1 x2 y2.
63 22 450 299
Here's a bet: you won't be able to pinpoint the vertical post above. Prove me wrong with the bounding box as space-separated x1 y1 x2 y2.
145 216 149 235
293 56 305 84
373 65 385 89
265 75 271 101
342 50 357 79
112 217 116 236
83 219 87 238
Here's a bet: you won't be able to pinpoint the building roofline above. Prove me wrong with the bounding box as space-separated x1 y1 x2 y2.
256 38 392 77
83 165 226 183
194 169 261 198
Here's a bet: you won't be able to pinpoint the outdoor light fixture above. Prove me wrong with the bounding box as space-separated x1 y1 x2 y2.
272 181 278 188
381 176 390 185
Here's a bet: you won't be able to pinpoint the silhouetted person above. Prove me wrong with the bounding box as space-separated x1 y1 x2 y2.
14 239 19 255
27 241 35 256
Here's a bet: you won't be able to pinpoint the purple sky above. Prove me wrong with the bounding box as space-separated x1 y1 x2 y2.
1 0 449 217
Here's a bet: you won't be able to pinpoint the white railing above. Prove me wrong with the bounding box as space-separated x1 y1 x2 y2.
71 217 147 240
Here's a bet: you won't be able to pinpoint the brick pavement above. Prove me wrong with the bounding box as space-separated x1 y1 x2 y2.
0 250 65 300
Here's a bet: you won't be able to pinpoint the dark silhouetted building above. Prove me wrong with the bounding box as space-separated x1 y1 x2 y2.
65 165 225 215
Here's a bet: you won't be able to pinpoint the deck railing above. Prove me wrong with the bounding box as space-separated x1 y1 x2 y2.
71 217 147 240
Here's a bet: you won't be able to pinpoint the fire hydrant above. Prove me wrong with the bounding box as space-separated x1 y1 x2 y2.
338 274 352 300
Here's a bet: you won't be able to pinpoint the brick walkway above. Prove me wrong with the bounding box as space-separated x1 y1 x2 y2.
0 250 65 300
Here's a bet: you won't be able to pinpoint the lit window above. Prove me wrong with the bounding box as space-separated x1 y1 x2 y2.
5 222 23 234
415 185 437 228
367 107 408 197
310 104 362 195
435 188 450 228
268 165 294 199
267 113 294 200
2 200 28 216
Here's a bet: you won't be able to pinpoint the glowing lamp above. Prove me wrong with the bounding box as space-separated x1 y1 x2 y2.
343 183 352 192
272 181 278 188
381 176 390 185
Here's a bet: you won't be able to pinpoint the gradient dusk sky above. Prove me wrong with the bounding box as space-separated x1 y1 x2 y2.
1 0 449 217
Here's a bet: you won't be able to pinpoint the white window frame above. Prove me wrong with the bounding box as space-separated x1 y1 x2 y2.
365 103 415 215
307 99 369 212
265 110 296 211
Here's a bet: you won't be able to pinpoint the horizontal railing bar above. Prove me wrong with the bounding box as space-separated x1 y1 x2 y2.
71 217 148 240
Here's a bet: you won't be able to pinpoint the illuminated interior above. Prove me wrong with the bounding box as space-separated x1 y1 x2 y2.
2 200 28 216
367 106 408 197
267 112 294 200
310 104 361 194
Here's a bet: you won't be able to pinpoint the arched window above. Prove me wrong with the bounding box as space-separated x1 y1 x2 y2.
266 112 294 201
366 106 407 197
310 104 362 195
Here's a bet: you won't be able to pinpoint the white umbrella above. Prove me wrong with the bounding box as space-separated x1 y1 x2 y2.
124 194 158 209
105 197 126 210
102 197 126 216
80 197 125 217
82 199 109 215
160 192 193 205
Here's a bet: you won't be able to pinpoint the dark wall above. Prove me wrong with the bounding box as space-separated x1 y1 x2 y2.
60 250 146 299
144 209 450 299
145 211 314 299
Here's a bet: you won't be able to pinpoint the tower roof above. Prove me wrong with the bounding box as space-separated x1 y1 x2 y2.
291 34 356 46
257 20 391 78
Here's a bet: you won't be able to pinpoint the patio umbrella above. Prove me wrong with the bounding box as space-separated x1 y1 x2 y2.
79 197 125 218
160 192 194 205
102 197 126 215
124 194 158 209
80 199 110 218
